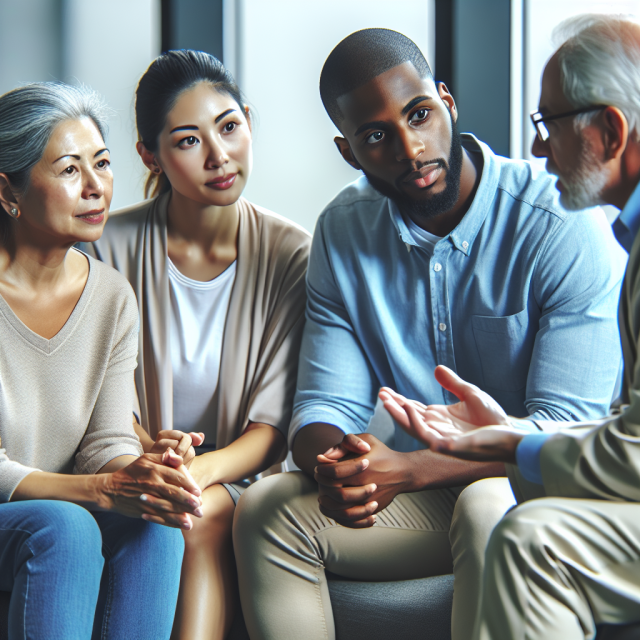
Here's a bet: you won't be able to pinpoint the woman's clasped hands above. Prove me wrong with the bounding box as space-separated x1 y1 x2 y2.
99 432 205 530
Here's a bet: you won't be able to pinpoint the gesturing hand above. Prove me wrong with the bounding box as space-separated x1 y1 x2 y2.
150 430 205 468
380 366 510 441
100 449 204 529
314 433 414 529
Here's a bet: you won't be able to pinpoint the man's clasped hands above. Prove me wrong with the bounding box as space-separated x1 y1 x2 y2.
313 365 528 528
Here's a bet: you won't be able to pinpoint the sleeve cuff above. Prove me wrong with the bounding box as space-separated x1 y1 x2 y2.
515 433 552 485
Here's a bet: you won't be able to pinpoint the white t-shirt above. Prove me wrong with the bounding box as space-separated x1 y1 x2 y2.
169 257 237 442
403 214 443 252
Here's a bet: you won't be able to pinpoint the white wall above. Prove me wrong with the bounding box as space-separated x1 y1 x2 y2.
0 0 62 95
520 0 640 164
224 0 435 232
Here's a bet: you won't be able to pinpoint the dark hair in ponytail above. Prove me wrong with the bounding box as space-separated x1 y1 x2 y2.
135 50 246 199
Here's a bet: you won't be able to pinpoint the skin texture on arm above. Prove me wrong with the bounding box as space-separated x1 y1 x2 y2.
189 422 286 489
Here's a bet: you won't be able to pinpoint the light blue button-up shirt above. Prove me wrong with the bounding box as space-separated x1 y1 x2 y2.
290 135 627 453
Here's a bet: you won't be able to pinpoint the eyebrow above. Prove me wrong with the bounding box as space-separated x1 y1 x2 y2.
53 148 109 163
353 96 433 137
169 108 237 134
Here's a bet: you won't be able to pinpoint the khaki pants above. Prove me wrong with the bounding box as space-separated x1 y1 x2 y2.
233 471 515 640
475 497 640 640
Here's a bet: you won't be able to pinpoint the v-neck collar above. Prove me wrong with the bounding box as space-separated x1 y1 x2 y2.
0 250 95 355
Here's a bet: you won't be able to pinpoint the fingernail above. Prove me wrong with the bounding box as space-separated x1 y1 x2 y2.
361 459 369 468
369 484 377 493
370 501 378 510
140 494 148 502
182 520 192 530
194 508 203 517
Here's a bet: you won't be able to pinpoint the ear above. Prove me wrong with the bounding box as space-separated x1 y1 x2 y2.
244 105 253 133
437 82 458 123
334 136 362 170
136 141 163 174
601 106 629 162
0 174 19 217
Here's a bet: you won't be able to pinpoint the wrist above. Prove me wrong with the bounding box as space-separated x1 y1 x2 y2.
189 452 219 489
90 473 113 511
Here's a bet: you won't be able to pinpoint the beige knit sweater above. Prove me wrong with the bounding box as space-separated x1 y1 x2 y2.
0 251 143 502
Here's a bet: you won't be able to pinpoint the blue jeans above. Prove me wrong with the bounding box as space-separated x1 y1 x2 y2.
0 500 184 640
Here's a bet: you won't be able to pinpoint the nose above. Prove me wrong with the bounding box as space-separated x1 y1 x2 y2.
531 134 548 159
395 126 424 162
82 168 105 199
205 138 229 169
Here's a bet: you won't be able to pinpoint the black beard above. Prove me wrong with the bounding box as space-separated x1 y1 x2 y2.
363 115 464 224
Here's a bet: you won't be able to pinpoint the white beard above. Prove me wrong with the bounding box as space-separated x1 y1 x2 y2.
557 138 609 211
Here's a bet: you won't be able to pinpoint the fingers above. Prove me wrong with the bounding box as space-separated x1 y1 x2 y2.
141 512 194 530
139 492 203 518
319 434 371 461
188 431 205 447
379 391 411 429
317 483 377 508
317 499 379 527
314 457 369 482
145 452 202 497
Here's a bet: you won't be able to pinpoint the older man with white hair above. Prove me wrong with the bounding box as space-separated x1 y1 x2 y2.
381 13 640 640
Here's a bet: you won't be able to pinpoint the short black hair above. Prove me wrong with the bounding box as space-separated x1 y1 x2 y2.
320 28 433 128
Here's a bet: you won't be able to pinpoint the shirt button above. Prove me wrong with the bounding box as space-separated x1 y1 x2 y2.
439 323 447 332
462 241 469 249
433 263 442 272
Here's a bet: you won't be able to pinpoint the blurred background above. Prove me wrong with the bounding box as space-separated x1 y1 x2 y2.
1 0 638 231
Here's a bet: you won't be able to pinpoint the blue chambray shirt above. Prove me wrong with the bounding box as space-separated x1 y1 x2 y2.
290 135 627 453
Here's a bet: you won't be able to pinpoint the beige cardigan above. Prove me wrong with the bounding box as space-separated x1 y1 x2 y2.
86 194 311 448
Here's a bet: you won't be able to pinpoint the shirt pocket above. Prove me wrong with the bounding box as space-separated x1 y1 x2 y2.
471 308 532 392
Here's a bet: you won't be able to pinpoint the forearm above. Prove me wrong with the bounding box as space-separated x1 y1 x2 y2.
98 455 138 473
292 422 346 477
133 419 155 452
11 471 108 510
190 423 286 488
406 450 505 491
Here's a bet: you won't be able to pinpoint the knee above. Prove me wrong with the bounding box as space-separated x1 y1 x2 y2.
185 484 235 546
451 478 516 545
233 472 313 548
26 501 103 570
485 499 561 566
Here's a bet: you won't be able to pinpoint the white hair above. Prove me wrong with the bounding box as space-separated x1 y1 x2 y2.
553 13 640 136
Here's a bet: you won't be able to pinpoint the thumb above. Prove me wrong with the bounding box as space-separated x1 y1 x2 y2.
433 365 473 401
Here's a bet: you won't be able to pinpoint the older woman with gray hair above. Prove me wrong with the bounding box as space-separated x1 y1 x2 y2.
0 82 202 640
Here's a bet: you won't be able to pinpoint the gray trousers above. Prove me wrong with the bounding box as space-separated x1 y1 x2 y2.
233 471 515 640
474 496 640 640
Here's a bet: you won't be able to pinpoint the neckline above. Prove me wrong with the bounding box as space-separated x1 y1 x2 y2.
0 249 95 354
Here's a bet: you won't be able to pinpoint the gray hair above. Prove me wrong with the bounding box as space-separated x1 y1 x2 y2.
553 14 640 136
0 82 110 196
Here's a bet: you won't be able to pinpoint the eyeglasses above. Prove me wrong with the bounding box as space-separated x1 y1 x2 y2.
530 105 608 142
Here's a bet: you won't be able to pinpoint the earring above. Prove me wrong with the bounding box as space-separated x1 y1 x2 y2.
8 207 19 219
152 167 161 174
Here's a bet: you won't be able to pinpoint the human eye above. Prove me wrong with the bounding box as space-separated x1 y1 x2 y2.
223 121 237 133
409 107 430 125
178 135 199 149
96 158 110 170
365 131 385 145
61 165 77 176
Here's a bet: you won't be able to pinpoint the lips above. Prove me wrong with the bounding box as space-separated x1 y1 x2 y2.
76 209 105 225
205 173 237 190
403 163 442 189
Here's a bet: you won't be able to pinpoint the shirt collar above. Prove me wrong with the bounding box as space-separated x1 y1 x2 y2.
387 133 499 256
